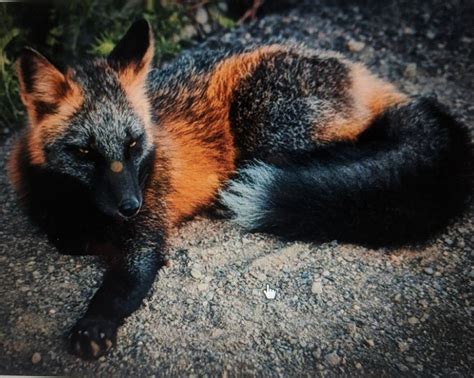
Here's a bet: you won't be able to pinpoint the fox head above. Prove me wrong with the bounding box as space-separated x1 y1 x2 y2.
16 19 156 219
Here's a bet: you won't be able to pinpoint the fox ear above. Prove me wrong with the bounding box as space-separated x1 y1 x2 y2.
17 48 66 101
107 19 154 85
16 48 81 123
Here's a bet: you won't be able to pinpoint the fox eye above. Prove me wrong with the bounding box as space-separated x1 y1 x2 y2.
78 147 89 155
129 140 137 149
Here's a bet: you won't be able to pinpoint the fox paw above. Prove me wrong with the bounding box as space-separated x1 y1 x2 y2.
70 317 117 359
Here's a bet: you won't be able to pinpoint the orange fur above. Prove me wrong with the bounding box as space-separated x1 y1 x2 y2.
159 118 234 224
207 45 284 107
317 63 407 142
116 29 155 141
155 49 287 224
16 54 84 166
158 46 295 223
7 142 23 193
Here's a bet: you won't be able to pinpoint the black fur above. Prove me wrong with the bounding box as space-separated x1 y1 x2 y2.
228 98 472 247
230 51 351 161
107 19 151 72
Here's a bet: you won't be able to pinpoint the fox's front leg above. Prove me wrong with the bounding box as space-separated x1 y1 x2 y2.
70 224 166 359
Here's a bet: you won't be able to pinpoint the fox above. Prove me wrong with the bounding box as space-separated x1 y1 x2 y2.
8 19 472 359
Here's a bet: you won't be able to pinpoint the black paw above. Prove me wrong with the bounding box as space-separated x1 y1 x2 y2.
70 317 117 359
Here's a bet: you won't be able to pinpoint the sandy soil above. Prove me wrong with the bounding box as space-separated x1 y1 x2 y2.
1 1 473 376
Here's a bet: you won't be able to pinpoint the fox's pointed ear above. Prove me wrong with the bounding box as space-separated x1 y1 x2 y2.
107 19 154 85
17 48 65 101
16 48 82 124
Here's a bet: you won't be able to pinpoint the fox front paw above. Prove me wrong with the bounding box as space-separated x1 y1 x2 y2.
70 317 117 359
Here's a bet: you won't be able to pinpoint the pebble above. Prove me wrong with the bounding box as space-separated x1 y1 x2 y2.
408 316 419 325
419 299 429 308
31 352 41 364
404 63 417 78
312 348 322 359
424 267 434 275
346 323 357 335
325 351 341 366
195 7 209 25
355 362 363 370
397 363 409 372
398 341 409 352
181 24 198 39
191 269 203 280
311 280 323 295
347 39 365 52
394 293 402 302
365 339 375 347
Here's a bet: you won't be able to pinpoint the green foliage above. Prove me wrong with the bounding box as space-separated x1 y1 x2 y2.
0 0 235 132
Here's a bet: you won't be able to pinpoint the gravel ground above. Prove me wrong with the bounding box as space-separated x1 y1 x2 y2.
1 1 473 376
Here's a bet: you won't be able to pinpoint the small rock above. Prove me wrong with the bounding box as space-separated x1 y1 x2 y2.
31 352 41 364
195 7 209 25
404 26 415 35
355 362 363 370
398 341 409 352
191 268 203 279
312 348 321 359
181 25 198 39
347 39 365 52
426 31 435 39
365 339 375 347
405 356 416 363
325 351 341 366
423 267 434 275
346 323 357 335
47 266 55 273
322 270 331 278
397 363 409 372
404 63 417 79
353 304 361 311
197 283 209 291
311 280 323 295
394 293 402 302
408 316 419 325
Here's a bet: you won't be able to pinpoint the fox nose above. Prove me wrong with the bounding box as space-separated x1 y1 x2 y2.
118 197 141 218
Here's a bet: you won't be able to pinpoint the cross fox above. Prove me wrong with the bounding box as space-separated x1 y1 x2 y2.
8 19 472 359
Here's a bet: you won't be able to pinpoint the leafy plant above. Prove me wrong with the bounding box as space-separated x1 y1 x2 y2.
0 0 236 132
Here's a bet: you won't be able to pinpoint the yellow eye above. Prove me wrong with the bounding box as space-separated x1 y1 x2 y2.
78 148 89 155
129 140 137 148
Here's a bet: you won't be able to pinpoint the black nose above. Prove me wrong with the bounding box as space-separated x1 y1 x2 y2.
118 197 141 217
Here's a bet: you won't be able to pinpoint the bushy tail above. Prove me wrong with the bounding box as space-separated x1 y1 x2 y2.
220 98 473 246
